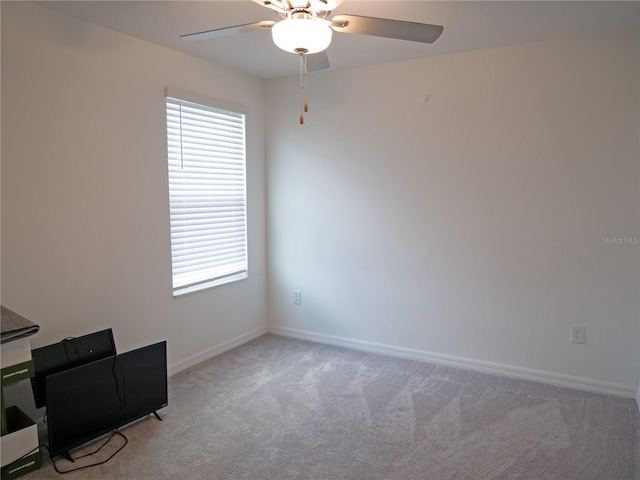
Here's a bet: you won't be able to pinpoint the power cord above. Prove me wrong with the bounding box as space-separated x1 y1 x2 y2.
112 352 127 422
61 337 93 354
73 430 124 460
0 429 129 475
49 431 128 474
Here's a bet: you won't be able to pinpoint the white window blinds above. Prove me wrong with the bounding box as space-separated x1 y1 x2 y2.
166 94 247 296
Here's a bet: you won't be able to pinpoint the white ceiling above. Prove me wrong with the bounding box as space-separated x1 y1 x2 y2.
39 1 640 79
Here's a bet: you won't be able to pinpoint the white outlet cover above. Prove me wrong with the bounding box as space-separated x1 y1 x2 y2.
570 325 586 344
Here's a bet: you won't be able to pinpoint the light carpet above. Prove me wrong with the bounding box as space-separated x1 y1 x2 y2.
20 334 640 479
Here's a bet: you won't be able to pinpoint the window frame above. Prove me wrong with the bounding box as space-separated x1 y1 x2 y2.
164 87 249 297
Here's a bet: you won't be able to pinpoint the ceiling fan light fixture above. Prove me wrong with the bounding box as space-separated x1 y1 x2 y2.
272 14 332 55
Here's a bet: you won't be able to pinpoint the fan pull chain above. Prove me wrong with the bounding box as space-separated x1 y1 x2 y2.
303 53 309 114
297 48 309 125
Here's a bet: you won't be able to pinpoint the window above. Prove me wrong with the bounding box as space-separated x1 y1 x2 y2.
165 88 248 296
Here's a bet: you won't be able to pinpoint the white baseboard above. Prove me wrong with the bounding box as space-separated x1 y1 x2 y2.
269 325 637 399
167 326 267 377
636 382 640 411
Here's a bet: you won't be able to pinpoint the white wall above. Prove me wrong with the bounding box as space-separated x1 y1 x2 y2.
637 0 640 410
266 29 640 396
1 2 267 377
637 7 640 410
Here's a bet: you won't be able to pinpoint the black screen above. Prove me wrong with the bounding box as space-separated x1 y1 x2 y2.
31 329 117 408
45 341 167 458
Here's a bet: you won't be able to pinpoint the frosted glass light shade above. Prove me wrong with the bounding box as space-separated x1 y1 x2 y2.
272 16 332 54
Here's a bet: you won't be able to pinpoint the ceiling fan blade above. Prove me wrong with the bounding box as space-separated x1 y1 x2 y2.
330 14 443 44
181 21 276 42
307 51 331 72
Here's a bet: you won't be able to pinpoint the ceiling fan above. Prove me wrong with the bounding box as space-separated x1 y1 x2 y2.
181 0 444 123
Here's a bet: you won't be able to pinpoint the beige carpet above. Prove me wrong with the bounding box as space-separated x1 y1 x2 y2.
20 334 640 479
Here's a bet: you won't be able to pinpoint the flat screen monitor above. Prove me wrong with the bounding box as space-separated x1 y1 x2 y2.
45 341 168 459
31 329 117 408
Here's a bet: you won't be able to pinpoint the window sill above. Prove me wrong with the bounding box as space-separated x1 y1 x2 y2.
172 271 248 298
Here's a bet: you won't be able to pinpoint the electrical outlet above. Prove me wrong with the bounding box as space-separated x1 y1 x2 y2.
293 291 302 305
570 325 586 344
